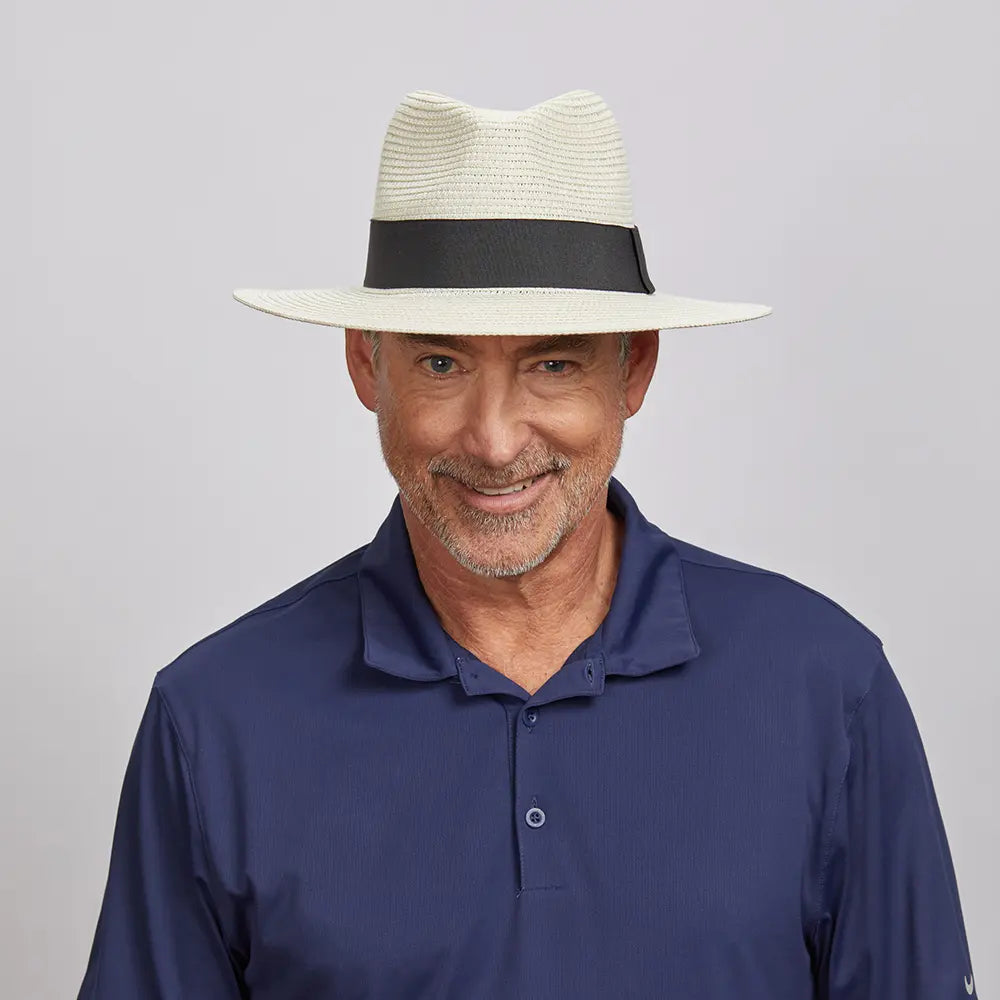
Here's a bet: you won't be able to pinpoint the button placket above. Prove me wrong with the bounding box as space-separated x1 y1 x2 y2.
508 655 603 894
513 706 560 891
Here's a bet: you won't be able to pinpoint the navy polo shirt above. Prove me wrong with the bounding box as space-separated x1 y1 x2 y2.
77 475 978 998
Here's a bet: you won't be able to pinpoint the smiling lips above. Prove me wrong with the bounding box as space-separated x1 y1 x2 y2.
470 474 545 496
453 471 554 513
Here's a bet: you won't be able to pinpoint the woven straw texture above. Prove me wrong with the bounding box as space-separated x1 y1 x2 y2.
372 89 633 225
233 89 772 335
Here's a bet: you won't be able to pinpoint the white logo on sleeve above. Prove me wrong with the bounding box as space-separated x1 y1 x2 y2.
965 973 974 994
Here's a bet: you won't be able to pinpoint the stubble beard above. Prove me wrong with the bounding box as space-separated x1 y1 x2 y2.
374 383 627 579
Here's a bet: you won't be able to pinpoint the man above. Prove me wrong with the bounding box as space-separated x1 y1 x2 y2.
77 89 978 998
351 325 640 699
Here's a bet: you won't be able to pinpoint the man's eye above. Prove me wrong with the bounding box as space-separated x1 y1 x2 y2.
417 356 577 377
537 360 575 375
420 355 459 375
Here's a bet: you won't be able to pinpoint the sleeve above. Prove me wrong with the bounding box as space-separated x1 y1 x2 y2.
810 648 979 998
76 684 245 999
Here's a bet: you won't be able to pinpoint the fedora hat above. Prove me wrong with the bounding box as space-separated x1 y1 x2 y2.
232 89 772 336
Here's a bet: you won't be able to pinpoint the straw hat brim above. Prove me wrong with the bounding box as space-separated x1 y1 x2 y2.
231 286 772 335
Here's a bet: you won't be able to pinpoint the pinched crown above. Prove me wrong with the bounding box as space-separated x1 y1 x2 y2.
370 89 635 227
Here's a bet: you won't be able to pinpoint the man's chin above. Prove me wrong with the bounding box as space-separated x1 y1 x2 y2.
444 544 551 580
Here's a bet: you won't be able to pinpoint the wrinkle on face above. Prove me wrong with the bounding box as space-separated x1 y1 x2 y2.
343 326 658 649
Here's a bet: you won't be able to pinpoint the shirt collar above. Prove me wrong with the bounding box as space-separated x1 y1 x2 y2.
357 475 701 703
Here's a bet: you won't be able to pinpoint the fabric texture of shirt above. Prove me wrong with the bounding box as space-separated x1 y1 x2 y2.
76 475 978 999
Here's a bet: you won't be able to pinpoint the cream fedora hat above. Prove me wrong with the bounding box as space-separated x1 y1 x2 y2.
232 89 772 336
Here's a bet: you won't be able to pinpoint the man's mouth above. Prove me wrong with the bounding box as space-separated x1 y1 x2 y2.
468 473 547 496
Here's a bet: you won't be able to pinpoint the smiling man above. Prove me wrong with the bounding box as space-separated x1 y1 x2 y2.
350 328 649 696
77 89 978 999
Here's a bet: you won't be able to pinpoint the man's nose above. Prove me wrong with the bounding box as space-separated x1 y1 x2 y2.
457 378 537 471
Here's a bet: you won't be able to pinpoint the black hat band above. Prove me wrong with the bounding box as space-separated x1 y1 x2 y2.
363 218 655 293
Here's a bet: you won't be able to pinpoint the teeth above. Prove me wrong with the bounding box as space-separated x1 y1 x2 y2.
473 475 539 496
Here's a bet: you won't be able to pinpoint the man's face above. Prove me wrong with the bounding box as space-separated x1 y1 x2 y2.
346 330 657 579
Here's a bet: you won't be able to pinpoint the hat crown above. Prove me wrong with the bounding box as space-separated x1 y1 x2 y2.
371 89 635 227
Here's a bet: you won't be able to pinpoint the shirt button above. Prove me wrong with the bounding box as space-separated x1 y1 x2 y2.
523 708 538 727
525 806 546 828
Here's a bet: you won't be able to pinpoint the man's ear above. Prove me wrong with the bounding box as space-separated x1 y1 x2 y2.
622 330 659 419
344 328 380 413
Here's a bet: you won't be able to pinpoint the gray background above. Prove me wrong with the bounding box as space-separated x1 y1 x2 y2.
8 0 998 995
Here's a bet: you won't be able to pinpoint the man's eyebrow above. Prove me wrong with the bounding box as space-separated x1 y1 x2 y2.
397 333 598 358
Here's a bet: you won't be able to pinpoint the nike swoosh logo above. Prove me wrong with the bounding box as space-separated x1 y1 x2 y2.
965 973 974 994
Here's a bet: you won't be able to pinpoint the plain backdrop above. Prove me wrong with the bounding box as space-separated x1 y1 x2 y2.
7 0 998 995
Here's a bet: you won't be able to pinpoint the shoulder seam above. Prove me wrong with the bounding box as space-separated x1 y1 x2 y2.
151 684 237 953
807 647 890 943
161 561 364 671
678 553 883 646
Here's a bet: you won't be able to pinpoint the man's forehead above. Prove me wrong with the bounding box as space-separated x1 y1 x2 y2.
393 332 602 357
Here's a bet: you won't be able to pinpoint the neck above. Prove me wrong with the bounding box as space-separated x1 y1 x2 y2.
400 489 624 662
